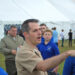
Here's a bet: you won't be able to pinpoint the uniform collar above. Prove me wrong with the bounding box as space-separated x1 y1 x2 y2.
23 42 41 57
23 42 38 51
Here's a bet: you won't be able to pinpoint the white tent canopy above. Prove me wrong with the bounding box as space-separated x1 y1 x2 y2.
0 0 69 22
49 0 75 21
0 0 75 40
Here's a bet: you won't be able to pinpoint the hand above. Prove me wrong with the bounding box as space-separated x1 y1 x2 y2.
52 66 58 74
19 45 22 48
17 45 22 50
11 50 16 55
67 50 75 57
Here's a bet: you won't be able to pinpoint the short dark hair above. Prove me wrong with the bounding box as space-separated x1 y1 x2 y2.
62 29 64 32
70 29 72 32
22 19 39 33
54 27 56 30
9 25 17 30
40 23 46 27
52 28 54 30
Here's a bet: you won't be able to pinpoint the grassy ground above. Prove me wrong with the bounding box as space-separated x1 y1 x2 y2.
58 40 75 75
0 52 5 70
0 40 75 75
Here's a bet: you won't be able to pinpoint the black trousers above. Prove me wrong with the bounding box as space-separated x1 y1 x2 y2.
61 38 64 47
5 60 17 75
69 40 72 47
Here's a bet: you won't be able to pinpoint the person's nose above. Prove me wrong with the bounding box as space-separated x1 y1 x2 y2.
38 29 42 35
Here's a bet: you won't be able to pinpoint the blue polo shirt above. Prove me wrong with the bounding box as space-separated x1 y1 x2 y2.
63 56 75 75
41 37 45 43
37 39 60 60
37 39 60 71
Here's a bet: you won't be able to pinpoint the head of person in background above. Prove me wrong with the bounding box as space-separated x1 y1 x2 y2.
70 29 72 32
43 29 52 44
8 25 17 37
51 27 54 31
62 29 64 32
40 23 47 35
53 27 56 30
22 19 42 46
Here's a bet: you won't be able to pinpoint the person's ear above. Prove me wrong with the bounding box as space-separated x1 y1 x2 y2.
23 32 29 38
8 30 10 34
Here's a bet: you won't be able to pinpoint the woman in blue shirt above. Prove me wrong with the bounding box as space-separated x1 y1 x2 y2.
63 56 75 75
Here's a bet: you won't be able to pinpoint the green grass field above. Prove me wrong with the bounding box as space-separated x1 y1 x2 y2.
58 40 75 75
0 40 75 75
0 52 5 70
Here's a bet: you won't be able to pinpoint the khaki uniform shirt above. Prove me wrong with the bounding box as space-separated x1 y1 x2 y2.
16 42 47 75
0 34 24 60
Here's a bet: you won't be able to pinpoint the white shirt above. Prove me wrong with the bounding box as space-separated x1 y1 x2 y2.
60 32 64 39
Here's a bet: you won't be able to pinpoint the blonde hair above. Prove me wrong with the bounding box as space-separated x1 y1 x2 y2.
43 29 52 35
